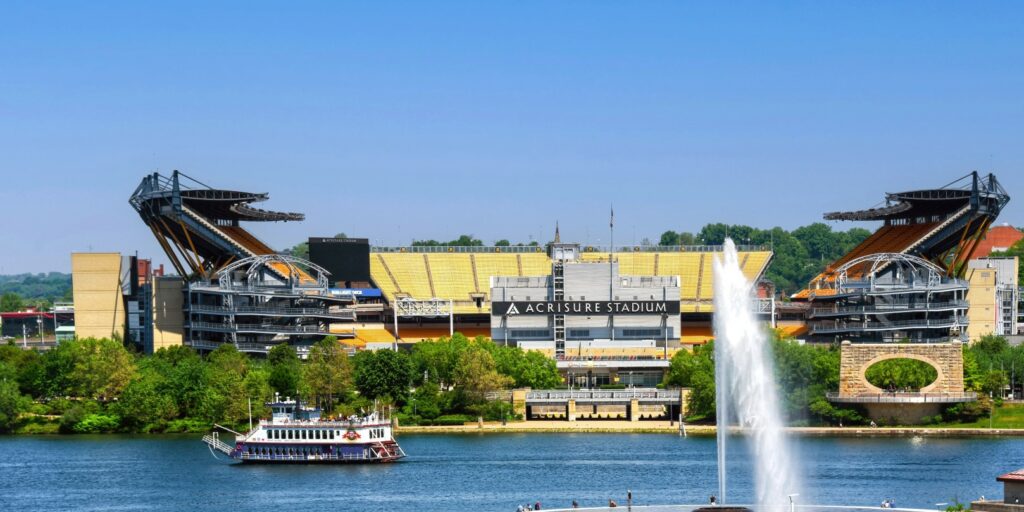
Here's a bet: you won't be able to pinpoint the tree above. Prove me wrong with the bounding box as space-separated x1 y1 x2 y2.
865 359 938 391
268 344 302 397
207 344 251 424
659 230 680 246
288 242 309 260
0 377 26 433
404 381 443 420
353 349 413 402
0 292 24 312
114 363 178 431
488 344 561 389
67 338 136 400
304 337 352 411
410 335 470 388
981 369 1008 397
453 343 512 402
494 239 511 247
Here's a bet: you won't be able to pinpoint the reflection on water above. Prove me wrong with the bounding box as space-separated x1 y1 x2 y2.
0 434 1016 512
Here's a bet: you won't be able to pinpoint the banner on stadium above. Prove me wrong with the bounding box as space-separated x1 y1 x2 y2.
491 300 679 316
329 288 382 298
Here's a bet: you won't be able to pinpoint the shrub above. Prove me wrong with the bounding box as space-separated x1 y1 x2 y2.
72 414 121 434
943 398 992 422
470 400 521 422
164 418 210 433
432 414 476 426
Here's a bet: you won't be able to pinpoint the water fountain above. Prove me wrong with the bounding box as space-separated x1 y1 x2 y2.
712 238 801 511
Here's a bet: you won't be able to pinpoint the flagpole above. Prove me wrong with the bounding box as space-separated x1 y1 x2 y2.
610 206 615 342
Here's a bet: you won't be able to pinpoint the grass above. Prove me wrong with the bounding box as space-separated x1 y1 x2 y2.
928 403 1024 429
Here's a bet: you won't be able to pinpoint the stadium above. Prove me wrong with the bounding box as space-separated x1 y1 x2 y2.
61 170 1017 390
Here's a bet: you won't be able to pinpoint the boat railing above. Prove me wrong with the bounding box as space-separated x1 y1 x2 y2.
259 418 391 428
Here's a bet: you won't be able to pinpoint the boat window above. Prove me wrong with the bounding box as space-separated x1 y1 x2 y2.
288 430 293 440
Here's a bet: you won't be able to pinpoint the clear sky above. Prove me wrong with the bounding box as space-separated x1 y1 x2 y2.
1 1 1022 274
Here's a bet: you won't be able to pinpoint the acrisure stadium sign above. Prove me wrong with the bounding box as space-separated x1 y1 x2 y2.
492 301 679 316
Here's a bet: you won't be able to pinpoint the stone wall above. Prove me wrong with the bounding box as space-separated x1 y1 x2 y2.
838 341 965 396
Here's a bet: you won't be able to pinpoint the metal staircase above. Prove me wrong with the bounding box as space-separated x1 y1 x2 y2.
552 261 566 357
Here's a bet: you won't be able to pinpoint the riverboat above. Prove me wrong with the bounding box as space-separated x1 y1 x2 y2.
202 398 405 464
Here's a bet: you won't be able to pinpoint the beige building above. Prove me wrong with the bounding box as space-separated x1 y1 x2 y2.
967 257 1020 342
71 252 184 352
71 253 128 341
152 276 185 352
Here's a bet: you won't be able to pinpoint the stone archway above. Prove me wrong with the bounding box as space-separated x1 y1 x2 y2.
838 341 964 397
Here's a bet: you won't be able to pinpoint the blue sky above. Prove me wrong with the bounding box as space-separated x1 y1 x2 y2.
1 1 1022 274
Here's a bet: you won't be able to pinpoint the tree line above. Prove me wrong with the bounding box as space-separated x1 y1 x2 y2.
0 273 73 312
0 333 560 434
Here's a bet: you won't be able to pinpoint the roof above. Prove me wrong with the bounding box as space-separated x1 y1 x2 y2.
971 225 1023 259
0 311 55 319
998 469 1024 482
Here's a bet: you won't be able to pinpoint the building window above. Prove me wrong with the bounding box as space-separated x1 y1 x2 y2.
511 329 551 339
568 329 590 338
622 328 662 338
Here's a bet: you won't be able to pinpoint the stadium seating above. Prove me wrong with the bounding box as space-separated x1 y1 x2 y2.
426 254 476 300
796 221 941 298
217 225 315 283
371 249 773 316
519 253 552 275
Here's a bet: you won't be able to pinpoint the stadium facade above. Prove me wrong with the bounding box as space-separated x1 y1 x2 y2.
796 172 1010 345
53 170 1016 397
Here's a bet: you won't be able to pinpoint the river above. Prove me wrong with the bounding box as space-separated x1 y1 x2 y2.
0 433 1016 511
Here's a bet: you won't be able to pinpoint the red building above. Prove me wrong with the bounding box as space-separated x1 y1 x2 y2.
971 224 1023 259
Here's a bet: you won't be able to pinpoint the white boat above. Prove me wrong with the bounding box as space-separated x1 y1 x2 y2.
202 398 405 464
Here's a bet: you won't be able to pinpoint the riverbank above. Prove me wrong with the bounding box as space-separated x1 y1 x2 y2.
398 420 1024 437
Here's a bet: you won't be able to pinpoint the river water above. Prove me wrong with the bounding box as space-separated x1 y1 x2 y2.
0 433 1016 511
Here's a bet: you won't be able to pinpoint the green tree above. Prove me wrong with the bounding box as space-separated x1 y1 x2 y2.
0 292 24 312
980 369 1008 397
404 381 443 420
114 363 178 431
663 342 716 418
207 344 251 424
353 349 413 402
659 230 680 246
0 378 26 433
267 344 302 397
453 342 513 402
67 338 136 400
410 335 470 388
304 337 352 411
494 239 511 247
865 359 938 391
